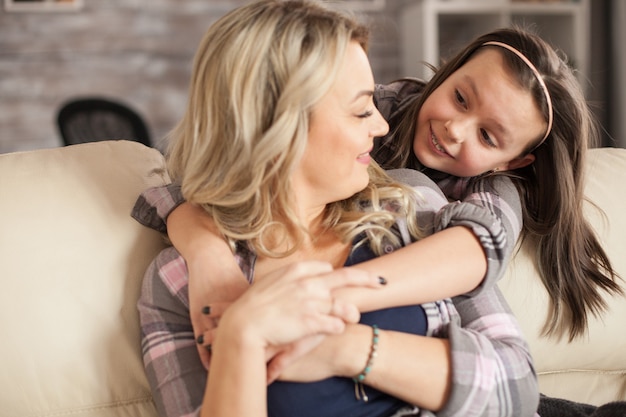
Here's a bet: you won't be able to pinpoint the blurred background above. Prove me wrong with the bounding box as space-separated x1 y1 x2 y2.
0 0 624 154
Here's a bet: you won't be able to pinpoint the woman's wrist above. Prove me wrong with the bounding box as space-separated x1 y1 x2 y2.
333 324 375 378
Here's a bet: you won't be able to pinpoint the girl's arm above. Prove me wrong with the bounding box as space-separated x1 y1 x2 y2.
132 185 249 368
337 168 523 312
132 172 521 315
165 202 486 314
342 225 486 311
167 200 485 301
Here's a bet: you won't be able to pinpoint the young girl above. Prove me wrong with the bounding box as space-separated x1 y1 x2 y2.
136 2 537 416
373 28 622 341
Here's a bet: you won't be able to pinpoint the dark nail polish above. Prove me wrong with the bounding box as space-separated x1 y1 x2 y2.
206 344 212 353
201 306 211 315
196 334 204 345
378 276 387 285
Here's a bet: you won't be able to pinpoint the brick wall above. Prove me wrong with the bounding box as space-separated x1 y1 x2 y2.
0 0 403 154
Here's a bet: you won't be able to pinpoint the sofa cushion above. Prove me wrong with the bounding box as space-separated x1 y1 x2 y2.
0 141 169 417
499 147 626 406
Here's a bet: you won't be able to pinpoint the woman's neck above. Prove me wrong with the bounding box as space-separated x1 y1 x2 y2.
254 212 351 280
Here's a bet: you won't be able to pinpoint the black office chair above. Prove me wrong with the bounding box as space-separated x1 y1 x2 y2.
57 97 152 147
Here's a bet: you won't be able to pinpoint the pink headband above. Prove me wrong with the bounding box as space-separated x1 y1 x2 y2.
482 41 553 147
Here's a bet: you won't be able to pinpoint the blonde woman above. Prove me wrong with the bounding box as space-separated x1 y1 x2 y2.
136 1 538 416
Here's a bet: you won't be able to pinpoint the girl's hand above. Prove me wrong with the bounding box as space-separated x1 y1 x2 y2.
166 202 249 369
187 256 248 369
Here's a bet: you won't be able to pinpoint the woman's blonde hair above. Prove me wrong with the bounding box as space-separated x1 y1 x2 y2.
167 0 423 257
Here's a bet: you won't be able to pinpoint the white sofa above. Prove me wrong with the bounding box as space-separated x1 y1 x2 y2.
1 140 625 417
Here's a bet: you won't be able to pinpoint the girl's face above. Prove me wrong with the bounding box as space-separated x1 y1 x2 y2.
292 41 389 215
413 48 544 177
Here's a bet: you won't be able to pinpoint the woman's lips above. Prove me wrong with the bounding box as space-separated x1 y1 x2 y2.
356 149 372 164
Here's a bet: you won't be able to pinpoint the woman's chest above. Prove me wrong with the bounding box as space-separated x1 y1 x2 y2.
253 238 351 282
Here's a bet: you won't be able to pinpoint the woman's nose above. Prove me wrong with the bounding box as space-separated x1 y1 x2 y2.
371 108 389 137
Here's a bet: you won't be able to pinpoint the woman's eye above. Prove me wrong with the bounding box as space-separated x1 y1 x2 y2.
480 129 496 148
454 89 467 108
358 110 374 119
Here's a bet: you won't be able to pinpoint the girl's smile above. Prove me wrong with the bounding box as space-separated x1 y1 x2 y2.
430 128 451 158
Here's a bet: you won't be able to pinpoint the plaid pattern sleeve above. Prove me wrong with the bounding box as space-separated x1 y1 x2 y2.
387 166 523 297
387 168 538 417
435 175 523 296
436 288 540 417
137 247 206 417
131 183 185 234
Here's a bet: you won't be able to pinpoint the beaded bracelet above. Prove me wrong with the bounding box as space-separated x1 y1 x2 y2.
353 324 379 402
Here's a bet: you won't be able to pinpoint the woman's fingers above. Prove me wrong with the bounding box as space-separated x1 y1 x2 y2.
210 262 384 357
329 297 360 324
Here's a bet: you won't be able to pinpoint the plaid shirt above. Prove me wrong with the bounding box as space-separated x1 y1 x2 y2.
134 165 538 417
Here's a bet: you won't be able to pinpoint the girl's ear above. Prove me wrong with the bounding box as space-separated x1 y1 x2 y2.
503 153 536 171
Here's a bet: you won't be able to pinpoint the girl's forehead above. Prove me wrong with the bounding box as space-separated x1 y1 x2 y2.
460 49 508 74
453 49 524 92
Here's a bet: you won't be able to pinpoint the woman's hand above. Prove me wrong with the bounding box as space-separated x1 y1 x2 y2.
205 262 384 365
266 331 344 383
266 323 372 383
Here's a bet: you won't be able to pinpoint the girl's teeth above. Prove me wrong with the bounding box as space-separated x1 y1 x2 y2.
432 134 446 153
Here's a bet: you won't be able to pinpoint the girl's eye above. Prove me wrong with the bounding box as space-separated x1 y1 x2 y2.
480 129 496 148
358 110 374 119
455 89 467 108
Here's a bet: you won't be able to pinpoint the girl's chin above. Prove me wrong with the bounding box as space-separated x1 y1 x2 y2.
414 144 433 165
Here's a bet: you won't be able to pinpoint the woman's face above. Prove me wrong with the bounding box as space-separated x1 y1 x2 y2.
292 41 389 213
413 48 544 177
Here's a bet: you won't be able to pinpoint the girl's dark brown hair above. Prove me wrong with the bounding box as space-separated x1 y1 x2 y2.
382 27 622 341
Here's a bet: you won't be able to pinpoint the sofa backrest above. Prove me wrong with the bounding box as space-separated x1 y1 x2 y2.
0 141 168 417
499 147 626 405
1 141 625 415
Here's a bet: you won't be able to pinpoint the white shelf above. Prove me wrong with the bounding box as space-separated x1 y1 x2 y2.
399 0 590 93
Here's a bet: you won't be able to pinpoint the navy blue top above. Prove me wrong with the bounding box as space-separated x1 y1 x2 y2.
267 241 427 417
